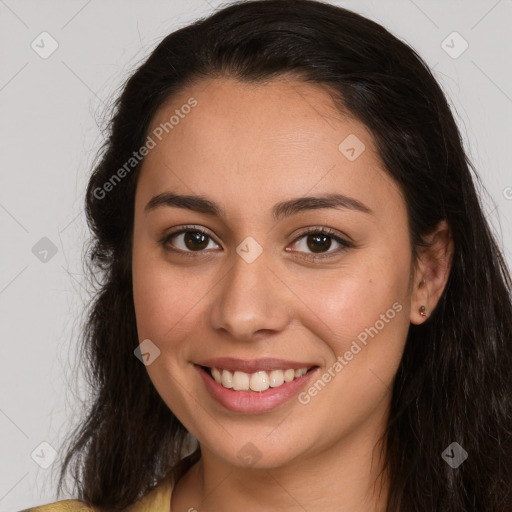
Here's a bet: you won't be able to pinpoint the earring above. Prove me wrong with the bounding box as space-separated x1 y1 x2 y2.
419 305 427 318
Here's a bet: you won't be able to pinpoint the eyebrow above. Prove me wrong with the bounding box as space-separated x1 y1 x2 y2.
144 191 373 220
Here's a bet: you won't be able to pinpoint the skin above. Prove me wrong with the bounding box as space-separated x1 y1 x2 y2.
131 76 453 512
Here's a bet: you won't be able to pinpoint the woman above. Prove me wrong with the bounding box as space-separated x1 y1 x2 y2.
22 0 512 511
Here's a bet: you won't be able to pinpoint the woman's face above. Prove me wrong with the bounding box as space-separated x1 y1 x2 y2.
132 76 415 470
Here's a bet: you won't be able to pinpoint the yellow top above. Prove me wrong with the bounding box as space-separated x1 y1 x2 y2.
17 473 174 512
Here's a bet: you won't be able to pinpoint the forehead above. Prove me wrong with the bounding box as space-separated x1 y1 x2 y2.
147 75 362 151
136 76 405 223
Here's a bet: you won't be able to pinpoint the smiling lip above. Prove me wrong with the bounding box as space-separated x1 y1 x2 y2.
195 357 317 373
194 358 319 414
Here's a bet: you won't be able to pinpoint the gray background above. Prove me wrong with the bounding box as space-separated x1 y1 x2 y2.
1 0 511 510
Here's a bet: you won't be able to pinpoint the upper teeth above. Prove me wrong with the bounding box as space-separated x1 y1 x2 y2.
210 367 310 392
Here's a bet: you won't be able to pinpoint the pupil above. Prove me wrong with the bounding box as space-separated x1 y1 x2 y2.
185 232 208 251
307 234 331 253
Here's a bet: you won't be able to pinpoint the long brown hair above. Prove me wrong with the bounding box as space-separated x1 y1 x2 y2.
57 1 512 510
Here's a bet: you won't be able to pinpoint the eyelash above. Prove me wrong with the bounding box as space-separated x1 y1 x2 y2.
159 225 354 261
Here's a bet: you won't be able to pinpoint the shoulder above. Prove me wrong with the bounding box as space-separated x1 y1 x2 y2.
17 500 95 512
17 473 174 512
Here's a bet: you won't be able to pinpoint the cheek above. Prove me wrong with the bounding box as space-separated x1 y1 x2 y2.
295 260 411 435
295 250 411 357
132 246 199 343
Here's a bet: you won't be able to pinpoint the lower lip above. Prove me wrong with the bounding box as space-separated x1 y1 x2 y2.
195 365 319 414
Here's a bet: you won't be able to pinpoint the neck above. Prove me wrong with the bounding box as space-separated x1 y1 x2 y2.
172 418 390 512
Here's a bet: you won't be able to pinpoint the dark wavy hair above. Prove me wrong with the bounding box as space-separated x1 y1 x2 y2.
56 1 512 510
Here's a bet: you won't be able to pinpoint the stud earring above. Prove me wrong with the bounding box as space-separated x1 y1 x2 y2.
419 305 427 318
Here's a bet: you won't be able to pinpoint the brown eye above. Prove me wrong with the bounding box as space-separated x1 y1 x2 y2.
182 231 209 251
306 233 333 253
290 228 353 260
162 228 220 253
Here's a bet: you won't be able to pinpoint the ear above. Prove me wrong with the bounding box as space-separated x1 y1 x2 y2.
410 219 454 325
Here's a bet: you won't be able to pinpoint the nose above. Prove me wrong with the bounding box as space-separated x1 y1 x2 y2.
209 249 292 342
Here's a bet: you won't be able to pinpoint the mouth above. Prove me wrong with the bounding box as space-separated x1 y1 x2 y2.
200 365 317 392
194 358 320 414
